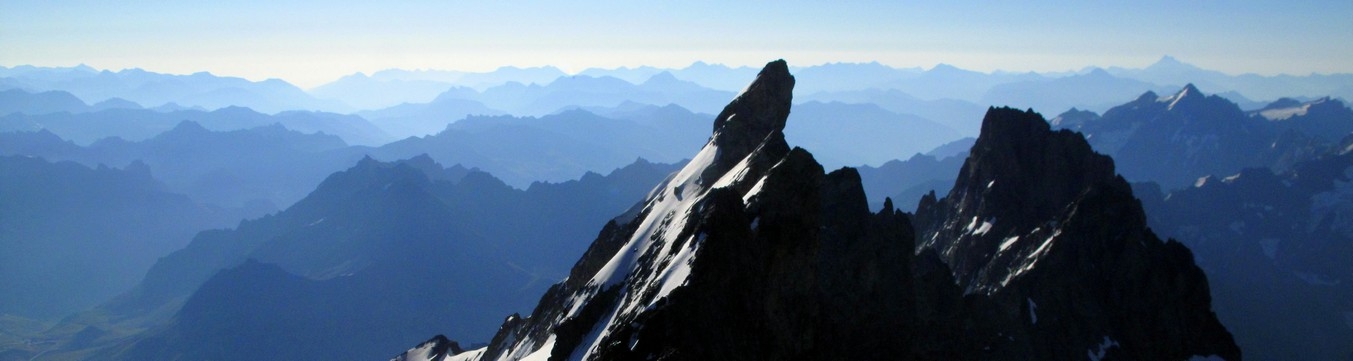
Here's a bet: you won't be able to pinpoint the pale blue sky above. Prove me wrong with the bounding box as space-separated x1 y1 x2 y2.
3 0 1351 88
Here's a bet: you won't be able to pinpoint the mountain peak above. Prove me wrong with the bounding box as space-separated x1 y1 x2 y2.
967 107 1121 223
712 59 793 138
1161 83 1205 110
700 59 795 187
1261 97 1305 111
1148 55 1199 71
1179 82 1201 95
166 120 209 135
355 154 382 169
393 335 464 361
930 63 961 72
642 71 680 85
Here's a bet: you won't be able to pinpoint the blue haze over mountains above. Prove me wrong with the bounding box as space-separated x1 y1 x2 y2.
1 56 1353 360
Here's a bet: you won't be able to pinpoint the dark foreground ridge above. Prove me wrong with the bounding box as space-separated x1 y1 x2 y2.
393 62 1240 361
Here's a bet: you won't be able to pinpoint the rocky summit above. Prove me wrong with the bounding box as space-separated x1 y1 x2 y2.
914 107 1240 360
393 61 1239 361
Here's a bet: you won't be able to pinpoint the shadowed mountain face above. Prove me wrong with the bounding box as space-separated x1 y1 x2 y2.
912 108 1237 360
51 156 680 361
394 61 1237 361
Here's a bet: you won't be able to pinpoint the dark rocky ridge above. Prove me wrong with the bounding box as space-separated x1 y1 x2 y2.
395 62 1239 361
915 107 1240 360
701 59 795 186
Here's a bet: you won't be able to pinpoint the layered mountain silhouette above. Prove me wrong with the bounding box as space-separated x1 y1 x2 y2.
313 66 569 111
414 73 735 117
395 60 1237 361
0 65 346 113
0 102 391 146
311 72 464 111
980 68 1170 115
799 88 987 136
1105 56 1353 102
1 122 365 211
357 94 506 139
366 99 965 188
0 156 240 321
0 89 117 115
856 151 966 211
9 57 1350 119
23 156 678 361
370 107 709 187
784 101 960 168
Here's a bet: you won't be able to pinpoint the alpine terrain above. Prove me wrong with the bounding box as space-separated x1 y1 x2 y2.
392 60 1239 361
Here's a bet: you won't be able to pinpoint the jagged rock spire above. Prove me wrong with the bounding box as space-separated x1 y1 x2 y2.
711 59 794 137
700 60 795 185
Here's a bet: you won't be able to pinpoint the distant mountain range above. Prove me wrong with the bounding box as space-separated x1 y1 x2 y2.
332 57 1353 118
16 156 678 361
1 122 366 211
1053 84 1353 190
311 66 569 110
0 156 241 321
9 56 1349 120
784 101 959 168
1104 55 1353 102
0 65 346 114
367 106 710 187
0 89 391 146
412 72 735 117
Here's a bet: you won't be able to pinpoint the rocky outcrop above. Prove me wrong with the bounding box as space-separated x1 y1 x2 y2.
915 107 1240 360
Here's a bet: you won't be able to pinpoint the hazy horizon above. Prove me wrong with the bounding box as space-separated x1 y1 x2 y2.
5 1 1351 88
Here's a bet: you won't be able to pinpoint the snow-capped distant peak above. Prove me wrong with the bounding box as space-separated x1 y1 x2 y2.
1158 83 1202 110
